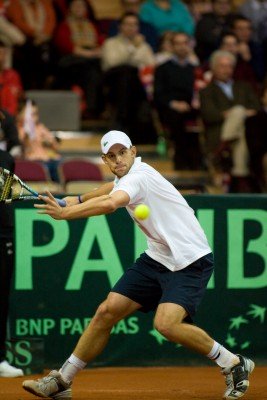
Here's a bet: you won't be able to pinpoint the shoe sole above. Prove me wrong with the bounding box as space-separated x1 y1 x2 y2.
22 382 48 398
22 383 72 400
0 373 23 377
223 360 255 399
53 388 72 399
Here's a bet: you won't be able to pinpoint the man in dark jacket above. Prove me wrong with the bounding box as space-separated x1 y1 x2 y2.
154 32 202 170
195 0 238 62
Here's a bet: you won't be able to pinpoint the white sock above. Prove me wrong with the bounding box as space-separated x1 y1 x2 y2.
60 354 87 383
207 341 239 368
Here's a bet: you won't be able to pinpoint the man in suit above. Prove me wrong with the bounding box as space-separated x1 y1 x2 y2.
199 50 260 192
0 150 24 377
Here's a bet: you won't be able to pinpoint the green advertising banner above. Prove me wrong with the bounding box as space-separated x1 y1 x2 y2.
9 195 267 370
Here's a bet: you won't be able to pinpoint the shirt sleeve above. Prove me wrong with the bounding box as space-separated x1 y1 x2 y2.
111 172 146 205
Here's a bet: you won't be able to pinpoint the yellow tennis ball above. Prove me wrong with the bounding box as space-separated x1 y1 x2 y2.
134 204 150 220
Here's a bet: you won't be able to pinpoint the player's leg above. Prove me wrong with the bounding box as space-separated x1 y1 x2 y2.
72 292 141 362
154 253 254 399
23 292 141 399
154 303 254 399
154 302 215 353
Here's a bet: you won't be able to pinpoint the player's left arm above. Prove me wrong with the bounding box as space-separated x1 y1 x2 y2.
34 190 130 220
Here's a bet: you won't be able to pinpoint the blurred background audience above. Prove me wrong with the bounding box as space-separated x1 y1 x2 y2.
0 0 265 193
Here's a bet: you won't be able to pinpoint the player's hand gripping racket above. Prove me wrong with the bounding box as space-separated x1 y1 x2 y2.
0 167 66 206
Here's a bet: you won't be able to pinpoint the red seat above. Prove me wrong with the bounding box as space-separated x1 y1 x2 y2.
58 159 103 185
15 160 50 181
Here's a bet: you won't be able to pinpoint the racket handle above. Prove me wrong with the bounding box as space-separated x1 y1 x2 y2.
56 198 67 207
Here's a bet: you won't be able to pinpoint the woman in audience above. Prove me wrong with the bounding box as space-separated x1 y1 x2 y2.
17 100 62 182
54 0 104 119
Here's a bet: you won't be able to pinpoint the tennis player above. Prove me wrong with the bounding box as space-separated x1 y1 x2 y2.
23 130 254 400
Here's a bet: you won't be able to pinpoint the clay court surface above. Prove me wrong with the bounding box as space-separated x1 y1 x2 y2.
1 366 266 400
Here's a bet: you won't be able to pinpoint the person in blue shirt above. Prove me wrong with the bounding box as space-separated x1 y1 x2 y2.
140 0 195 37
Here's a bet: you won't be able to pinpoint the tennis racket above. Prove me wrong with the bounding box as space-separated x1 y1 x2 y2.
0 167 66 206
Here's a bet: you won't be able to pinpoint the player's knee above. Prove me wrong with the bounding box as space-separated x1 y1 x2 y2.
93 301 121 328
154 312 185 340
154 318 175 340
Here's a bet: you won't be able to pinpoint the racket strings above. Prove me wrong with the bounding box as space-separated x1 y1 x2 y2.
0 173 13 201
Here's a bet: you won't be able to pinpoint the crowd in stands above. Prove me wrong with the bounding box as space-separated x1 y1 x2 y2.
0 0 267 193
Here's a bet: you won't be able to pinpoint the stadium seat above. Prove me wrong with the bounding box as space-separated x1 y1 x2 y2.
14 159 63 194
58 158 103 192
15 160 50 181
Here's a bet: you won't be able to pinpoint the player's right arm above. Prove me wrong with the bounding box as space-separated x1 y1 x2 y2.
63 181 114 206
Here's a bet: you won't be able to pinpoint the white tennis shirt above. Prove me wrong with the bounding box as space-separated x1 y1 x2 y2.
111 157 211 271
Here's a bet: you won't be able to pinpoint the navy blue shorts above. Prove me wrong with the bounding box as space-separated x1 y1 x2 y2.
111 252 214 321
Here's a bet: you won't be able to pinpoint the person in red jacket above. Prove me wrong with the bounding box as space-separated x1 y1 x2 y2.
0 41 23 116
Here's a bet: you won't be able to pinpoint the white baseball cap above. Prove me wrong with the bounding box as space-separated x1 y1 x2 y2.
101 130 132 154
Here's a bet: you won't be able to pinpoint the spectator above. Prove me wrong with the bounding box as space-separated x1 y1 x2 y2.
52 0 68 22
154 32 202 170
54 0 104 118
17 100 62 182
231 16 265 82
245 84 267 191
219 33 258 91
195 0 238 62
0 149 24 378
140 0 195 37
0 0 25 67
102 12 157 144
238 0 267 44
6 0 57 89
0 109 21 157
155 31 174 65
0 41 23 116
199 50 260 192
108 0 158 51
187 0 213 22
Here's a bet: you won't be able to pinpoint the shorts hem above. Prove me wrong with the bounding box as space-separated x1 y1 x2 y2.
158 300 194 322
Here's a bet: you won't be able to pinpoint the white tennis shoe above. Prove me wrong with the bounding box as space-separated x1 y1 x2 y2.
222 354 255 399
22 370 72 399
0 360 24 377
